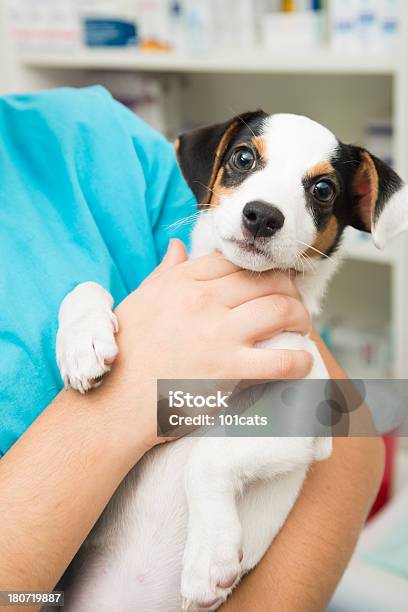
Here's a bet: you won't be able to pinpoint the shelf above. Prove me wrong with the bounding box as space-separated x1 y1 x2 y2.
19 48 398 75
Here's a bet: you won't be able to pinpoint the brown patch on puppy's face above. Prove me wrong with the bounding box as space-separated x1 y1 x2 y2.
205 122 243 206
252 136 267 160
307 160 335 180
210 167 236 207
303 164 340 257
306 215 339 258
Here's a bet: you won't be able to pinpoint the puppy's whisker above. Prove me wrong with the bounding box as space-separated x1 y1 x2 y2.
296 247 318 278
237 115 256 140
194 181 224 199
299 247 315 265
165 212 202 231
167 206 218 229
202 203 220 212
299 249 316 271
165 219 197 231
296 252 306 279
295 239 332 261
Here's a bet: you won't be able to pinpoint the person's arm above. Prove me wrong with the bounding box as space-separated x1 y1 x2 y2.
0 387 144 593
221 334 385 612
0 243 313 600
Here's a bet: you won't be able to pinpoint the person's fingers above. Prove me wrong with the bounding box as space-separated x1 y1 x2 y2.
214 270 299 308
184 251 241 280
234 348 313 380
228 295 311 343
143 239 188 285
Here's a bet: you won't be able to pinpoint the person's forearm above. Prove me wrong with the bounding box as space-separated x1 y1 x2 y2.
0 387 143 593
222 335 385 611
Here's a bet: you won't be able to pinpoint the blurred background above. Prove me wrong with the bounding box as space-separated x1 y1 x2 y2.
0 1 408 609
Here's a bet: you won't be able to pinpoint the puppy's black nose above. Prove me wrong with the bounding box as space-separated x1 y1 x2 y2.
242 201 285 238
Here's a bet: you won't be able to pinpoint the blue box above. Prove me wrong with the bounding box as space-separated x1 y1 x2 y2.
84 19 138 47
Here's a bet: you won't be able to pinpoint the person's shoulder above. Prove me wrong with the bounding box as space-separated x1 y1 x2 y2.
0 86 125 137
1 85 172 147
2 85 112 116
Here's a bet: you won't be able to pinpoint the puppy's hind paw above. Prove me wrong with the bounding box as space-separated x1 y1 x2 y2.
181 524 242 611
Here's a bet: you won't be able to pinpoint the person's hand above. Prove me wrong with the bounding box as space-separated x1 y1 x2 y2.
99 240 312 451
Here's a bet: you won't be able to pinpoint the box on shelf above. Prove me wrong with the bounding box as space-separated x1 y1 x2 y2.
261 9 326 50
78 1 138 47
9 0 81 52
136 0 172 51
329 0 399 53
133 0 261 53
213 0 257 50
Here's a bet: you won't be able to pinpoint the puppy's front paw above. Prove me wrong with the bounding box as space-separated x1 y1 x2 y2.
181 520 242 611
56 309 118 393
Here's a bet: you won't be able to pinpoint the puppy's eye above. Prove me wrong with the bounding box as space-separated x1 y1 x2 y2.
312 180 336 204
231 147 256 172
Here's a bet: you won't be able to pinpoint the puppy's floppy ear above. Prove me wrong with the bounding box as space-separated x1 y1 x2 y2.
175 111 267 208
349 146 408 248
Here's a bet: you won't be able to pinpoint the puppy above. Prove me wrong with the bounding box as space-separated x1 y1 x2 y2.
57 112 408 611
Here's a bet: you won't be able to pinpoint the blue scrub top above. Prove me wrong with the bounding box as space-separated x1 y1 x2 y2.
0 86 196 456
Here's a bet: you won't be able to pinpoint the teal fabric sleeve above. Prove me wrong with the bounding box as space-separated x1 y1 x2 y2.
0 86 196 456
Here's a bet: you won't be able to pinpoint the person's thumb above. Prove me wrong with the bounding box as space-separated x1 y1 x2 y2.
144 239 188 285
161 238 188 269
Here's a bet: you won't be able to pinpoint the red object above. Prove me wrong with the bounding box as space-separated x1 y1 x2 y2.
367 435 397 520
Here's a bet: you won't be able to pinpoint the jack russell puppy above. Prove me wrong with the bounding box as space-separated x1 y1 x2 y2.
56 111 408 611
